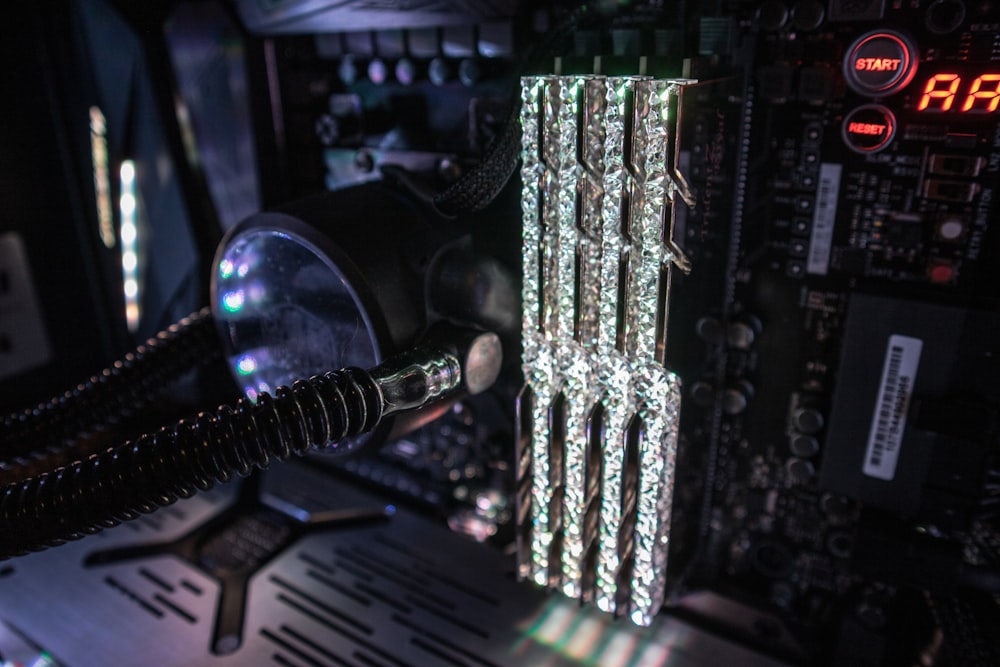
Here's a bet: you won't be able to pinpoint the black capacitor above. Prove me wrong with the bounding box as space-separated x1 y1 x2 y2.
786 457 816 483
758 1 789 30
791 434 820 457
793 407 825 434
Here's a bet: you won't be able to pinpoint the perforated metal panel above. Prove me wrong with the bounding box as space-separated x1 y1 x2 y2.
0 462 787 667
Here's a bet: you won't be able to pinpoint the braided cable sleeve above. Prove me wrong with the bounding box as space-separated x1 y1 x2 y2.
0 367 383 559
0 308 222 461
431 9 587 217
431 3 676 218
432 102 523 217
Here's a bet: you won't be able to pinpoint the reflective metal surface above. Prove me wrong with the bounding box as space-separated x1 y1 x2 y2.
212 215 381 404
0 461 790 667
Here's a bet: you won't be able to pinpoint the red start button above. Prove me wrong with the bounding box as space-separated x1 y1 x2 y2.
843 30 918 97
842 104 897 153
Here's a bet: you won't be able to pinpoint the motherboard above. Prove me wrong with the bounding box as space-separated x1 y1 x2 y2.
253 2 1000 664
1 1 999 666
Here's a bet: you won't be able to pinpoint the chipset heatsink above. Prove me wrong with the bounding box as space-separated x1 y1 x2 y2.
516 75 692 626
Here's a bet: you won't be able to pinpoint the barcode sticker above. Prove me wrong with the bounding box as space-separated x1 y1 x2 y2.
862 335 922 481
807 163 842 275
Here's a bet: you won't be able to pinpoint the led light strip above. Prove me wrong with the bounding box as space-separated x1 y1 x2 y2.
517 74 691 625
559 77 607 598
595 78 635 614
119 160 141 332
627 79 680 626
519 76 552 586
549 77 591 599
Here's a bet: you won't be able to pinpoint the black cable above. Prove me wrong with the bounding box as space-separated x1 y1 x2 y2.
432 2 671 216
0 367 383 558
0 308 221 462
430 5 592 217
432 101 524 216
0 327 494 559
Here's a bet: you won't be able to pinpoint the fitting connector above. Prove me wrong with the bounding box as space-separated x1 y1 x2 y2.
369 329 503 417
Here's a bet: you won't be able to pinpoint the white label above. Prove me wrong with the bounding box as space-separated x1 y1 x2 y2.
0 232 53 380
807 163 842 275
862 335 923 481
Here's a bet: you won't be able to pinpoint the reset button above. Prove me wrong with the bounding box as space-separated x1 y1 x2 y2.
842 104 897 153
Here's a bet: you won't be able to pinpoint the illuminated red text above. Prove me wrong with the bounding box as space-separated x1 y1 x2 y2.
847 122 886 136
961 74 1000 112
855 58 901 72
918 73 1000 113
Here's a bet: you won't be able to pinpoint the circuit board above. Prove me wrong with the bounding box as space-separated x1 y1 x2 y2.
252 3 1000 664
2 1 1000 666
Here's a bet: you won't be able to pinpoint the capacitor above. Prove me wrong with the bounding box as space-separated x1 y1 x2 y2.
458 58 481 87
695 316 724 344
820 493 853 520
790 0 825 30
395 58 418 85
429 57 451 86
925 0 966 34
690 381 715 408
785 457 815 483
790 434 820 457
757 1 789 30
367 58 388 85
723 380 755 415
723 388 748 415
826 531 853 559
726 314 762 350
338 54 360 85
793 407 824 434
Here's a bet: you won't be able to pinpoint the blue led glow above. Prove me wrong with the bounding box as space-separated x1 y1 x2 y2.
222 290 245 313
237 355 257 375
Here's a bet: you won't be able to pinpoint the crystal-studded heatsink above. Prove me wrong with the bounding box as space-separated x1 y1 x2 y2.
516 75 691 627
